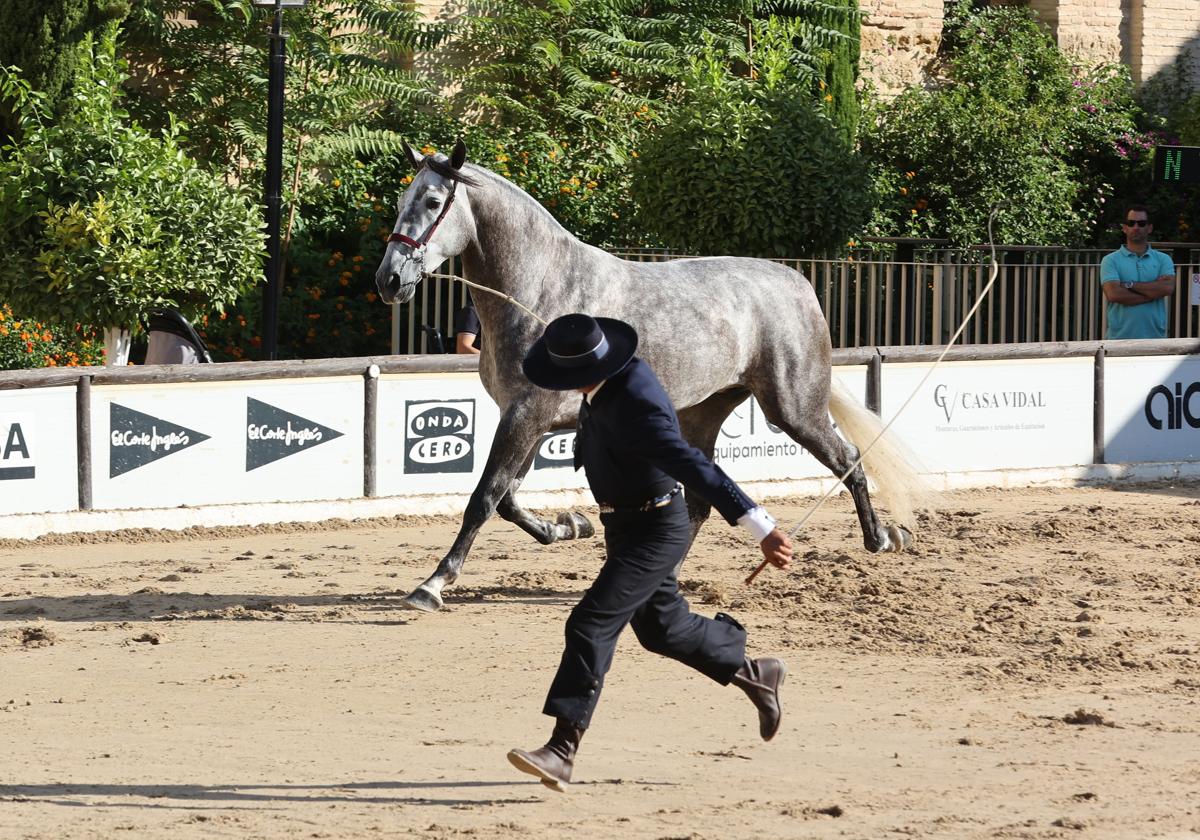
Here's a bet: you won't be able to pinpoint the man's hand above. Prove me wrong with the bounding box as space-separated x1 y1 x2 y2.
759 528 793 570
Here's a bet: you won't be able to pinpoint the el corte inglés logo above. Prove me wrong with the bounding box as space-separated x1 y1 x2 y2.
404 399 474 474
245 397 343 471
109 403 210 477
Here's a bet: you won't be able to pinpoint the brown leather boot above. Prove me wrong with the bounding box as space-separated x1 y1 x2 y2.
731 657 787 741
507 718 585 792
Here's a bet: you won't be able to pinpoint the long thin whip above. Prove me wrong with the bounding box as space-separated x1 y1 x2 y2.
744 207 1006 584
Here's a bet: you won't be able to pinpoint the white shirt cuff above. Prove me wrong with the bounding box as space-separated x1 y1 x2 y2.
737 506 776 543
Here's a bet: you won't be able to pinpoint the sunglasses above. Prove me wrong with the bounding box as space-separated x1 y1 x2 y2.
1123 220 1150 227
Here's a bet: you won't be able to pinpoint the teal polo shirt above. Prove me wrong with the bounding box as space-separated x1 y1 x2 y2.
1099 245 1175 339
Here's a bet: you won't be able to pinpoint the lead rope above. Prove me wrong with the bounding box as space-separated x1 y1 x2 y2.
745 206 1006 584
423 271 548 327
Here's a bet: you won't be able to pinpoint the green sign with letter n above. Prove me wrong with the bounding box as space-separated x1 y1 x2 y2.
1154 146 1200 183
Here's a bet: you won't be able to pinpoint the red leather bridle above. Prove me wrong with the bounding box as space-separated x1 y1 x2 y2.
387 179 459 251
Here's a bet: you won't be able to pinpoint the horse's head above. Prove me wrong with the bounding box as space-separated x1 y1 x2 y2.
375 139 478 305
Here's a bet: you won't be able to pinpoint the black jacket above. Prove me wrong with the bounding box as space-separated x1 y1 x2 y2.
575 357 755 524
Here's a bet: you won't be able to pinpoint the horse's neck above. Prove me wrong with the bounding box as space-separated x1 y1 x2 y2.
461 169 574 296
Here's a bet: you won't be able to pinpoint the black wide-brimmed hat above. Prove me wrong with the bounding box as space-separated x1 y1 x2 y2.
522 313 638 391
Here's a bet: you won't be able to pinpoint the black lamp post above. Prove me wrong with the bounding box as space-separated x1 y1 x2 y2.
254 0 305 360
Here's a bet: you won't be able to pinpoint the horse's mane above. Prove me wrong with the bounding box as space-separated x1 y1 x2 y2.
421 155 484 187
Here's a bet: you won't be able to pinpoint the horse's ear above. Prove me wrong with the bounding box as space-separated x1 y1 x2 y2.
404 142 423 171
450 137 467 170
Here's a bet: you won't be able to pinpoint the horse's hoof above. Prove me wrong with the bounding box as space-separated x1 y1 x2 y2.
402 586 444 612
886 524 913 553
555 511 595 540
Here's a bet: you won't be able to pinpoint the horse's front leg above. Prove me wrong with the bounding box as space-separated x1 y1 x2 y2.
402 402 552 613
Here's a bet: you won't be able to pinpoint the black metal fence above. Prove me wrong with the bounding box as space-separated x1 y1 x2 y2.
392 242 1200 353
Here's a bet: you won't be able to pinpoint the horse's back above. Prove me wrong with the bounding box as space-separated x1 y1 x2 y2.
576 253 828 409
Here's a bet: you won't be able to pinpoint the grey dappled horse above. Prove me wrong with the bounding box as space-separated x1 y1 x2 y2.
376 140 921 613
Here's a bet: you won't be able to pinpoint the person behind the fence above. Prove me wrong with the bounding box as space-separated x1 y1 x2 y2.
1100 204 1177 340
508 312 793 792
453 292 481 354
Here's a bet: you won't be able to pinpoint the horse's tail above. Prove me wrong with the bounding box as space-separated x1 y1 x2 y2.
827 378 932 530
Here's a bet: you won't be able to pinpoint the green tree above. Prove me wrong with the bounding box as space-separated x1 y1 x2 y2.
814 0 860 142
862 5 1151 246
122 0 447 306
123 0 443 176
0 0 129 137
442 0 859 247
631 43 872 256
0 52 263 331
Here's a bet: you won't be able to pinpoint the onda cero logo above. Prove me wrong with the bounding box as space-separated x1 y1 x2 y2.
533 431 575 470
1144 381 1200 430
404 399 475 473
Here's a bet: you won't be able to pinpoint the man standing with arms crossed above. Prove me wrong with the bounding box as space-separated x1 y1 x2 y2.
1100 205 1177 339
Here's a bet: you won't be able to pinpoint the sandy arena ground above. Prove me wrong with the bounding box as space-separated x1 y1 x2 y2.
2 483 1200 839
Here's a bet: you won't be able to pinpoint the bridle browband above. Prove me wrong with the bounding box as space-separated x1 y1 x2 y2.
387 167 460 251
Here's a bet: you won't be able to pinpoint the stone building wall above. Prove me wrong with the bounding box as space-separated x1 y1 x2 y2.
1031 0 1126 66
1131 0 1200 85
859 0 1198 94
858 0 945 92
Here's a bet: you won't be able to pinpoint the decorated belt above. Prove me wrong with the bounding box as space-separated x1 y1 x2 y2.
598 483 683 514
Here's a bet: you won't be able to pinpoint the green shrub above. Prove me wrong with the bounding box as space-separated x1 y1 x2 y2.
862 6 1157 246
0 49 263 332
631 53 871 256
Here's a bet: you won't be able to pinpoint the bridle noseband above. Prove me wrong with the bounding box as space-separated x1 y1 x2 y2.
388 177 459 252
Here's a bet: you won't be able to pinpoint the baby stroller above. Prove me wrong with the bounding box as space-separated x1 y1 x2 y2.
143 308 214 365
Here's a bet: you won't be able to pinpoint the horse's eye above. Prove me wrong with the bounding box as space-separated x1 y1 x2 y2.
425 197 442 211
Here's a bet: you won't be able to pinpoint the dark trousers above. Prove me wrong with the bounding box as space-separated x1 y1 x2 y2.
542 493 748 729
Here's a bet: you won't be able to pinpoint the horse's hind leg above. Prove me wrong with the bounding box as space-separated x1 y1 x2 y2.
754 393 900 554
495 443 595 543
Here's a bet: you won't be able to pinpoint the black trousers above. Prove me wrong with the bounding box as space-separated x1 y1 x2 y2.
542 493 748 729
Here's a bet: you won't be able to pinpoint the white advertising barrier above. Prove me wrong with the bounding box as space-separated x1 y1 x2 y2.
0 387 78 515
881 358 1094 473
709 366 869 482
379 368 868 499
92 377 363 510
1105 355 1200 463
